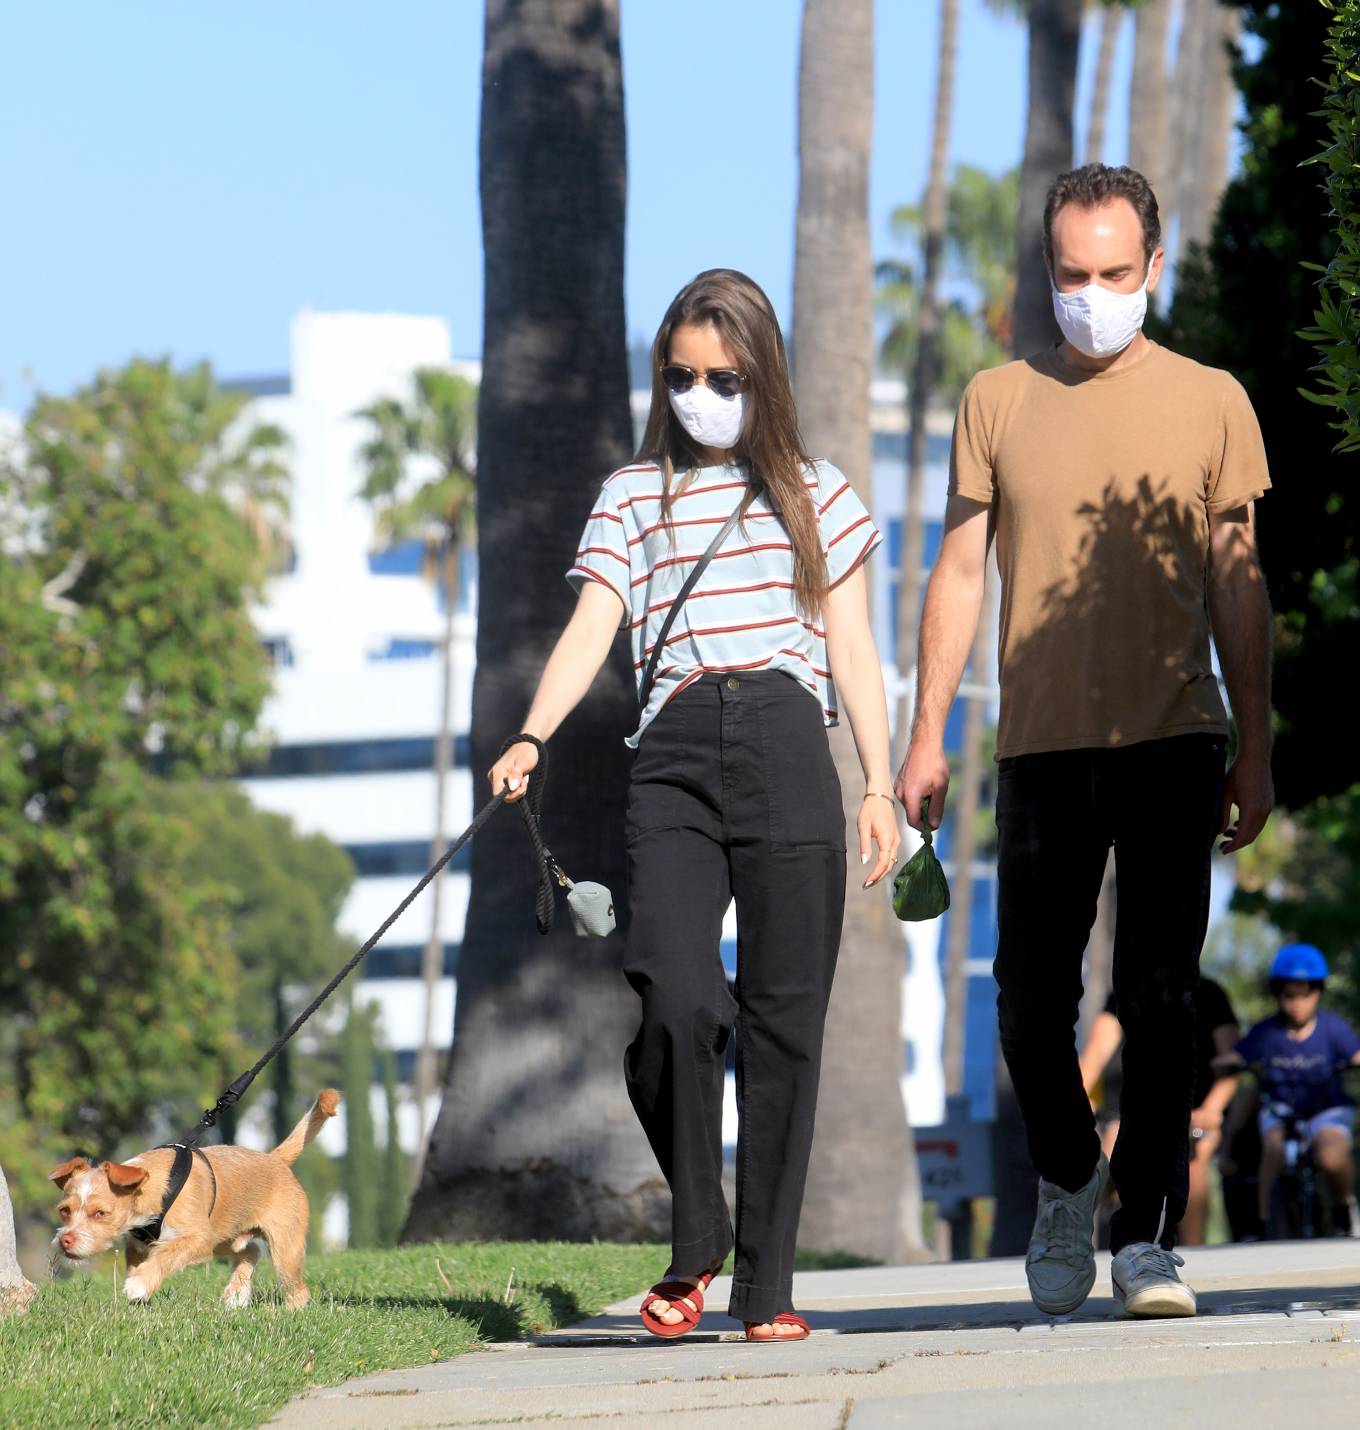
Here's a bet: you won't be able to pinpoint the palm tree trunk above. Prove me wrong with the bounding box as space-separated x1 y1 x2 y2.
1012 0 1083 359
1128 0 1172 207
991 0 1083 1259
412 538 458 1187
1178 2 1241 255
1168 0 1212 271
403 0 656 1243
793 0 929 1264
0 1160 36 1316
896 0 960 746
1084 4 1121 166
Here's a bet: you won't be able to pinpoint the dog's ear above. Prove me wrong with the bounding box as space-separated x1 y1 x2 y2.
48 1157 91 1189
102 1161 148 1192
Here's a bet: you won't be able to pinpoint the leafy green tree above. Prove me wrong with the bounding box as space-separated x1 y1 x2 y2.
1163 3 1360 1026
1163 1 1356 810
357 368 476 1176
877 165 1018 405
0 360 286 1181
1231 787 1360 1025
1300 0 1360 452
154 782 356 1145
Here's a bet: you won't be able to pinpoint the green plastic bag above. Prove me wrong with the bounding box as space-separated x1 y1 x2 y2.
891 802 951 922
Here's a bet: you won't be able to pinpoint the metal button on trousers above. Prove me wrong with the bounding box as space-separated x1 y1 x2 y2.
726 676 740 690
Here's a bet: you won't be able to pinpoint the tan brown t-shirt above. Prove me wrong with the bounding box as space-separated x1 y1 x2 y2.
948 341 1270 759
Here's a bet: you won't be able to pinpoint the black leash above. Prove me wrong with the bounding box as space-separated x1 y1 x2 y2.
171 733 557 1152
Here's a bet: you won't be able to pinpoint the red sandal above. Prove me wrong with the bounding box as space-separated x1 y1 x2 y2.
744 1312 811 1342
639 1270 715 1339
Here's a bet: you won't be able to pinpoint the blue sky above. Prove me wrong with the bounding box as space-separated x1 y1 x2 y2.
0 1 1139 408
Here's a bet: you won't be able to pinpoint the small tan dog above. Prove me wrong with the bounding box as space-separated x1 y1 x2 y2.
49 1088 339 1309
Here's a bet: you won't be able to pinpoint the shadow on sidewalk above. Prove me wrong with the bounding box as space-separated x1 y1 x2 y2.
530 1281 1360 1345
330 1282 584 1340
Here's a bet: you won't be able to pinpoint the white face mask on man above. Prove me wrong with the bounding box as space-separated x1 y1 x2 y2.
1050 270 1149 359
669 383 745 451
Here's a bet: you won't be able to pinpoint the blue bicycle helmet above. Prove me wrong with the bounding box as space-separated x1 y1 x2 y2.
1268 943 1329 985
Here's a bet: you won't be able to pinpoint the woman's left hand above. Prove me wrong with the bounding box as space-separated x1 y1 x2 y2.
858 795 900 890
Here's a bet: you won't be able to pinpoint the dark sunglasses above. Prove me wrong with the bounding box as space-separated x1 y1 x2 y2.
660 364 748 400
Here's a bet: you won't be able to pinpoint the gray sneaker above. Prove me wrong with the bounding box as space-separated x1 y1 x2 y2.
1111 1242 1197 1318
1025 1153 1108 1315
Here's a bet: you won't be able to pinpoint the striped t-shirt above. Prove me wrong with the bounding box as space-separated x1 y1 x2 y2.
567 459 882 748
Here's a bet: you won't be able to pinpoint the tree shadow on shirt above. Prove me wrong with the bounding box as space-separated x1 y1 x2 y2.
997 474 1215 743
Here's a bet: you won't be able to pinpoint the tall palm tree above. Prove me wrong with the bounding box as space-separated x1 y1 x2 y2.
793 0 929 1264
894 0 960 820
875 167 1017 407
357 367 477 1183
986 0 1129 172
0 1161 35 1316
1172 0 1241 261
1013 0 1084 357
991 0 1084 1260
1084 2 1125 165
403 0 657 1243
1128 0 1172 218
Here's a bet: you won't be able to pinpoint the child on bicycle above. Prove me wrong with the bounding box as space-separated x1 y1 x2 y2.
1224 944 1360 1237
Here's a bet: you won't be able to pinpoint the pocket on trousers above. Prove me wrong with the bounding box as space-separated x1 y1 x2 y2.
757 692 846 851
625 781 691 842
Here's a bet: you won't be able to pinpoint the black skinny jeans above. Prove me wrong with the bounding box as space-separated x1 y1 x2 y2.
994 733 1226 1253
623 671 846 1324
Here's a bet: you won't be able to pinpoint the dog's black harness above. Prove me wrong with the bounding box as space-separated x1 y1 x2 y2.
128 1142 218 1247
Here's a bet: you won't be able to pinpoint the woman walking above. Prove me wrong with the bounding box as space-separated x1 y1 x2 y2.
489 269 897 1342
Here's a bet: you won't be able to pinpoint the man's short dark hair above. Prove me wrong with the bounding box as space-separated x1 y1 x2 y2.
1043 164 1162 269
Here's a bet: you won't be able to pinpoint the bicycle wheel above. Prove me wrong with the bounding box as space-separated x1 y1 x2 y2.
1267 1175 1304 1240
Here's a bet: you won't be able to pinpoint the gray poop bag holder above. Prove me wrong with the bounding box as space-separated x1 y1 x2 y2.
500 732 616 940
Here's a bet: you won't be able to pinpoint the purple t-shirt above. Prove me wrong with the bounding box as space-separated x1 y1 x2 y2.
1235 1010 1360 1119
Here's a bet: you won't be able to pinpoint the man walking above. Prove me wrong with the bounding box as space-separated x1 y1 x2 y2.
895 165 1273 1318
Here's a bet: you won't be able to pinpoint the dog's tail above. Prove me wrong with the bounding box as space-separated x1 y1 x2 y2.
272 1089 341 1166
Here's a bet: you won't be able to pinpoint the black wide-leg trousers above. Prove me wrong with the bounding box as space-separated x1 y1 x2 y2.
993 733 1226 1253
623 671 846 1325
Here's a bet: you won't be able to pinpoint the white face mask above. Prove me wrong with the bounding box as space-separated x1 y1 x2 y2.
1050 271 1149 358
669 383 745 451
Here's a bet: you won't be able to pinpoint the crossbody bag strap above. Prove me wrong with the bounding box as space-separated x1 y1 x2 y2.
637 498 746 714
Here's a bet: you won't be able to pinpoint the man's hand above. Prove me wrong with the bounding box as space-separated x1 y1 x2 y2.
894 738 950 832
1219 750 1273 854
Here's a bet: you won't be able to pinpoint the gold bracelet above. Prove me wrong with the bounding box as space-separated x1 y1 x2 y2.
863 792 894 803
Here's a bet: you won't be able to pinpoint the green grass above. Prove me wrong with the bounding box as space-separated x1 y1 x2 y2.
0 1242 877 1429
0 1242 667 1430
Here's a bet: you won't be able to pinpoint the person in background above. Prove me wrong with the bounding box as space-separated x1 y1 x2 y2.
1079 976 1241 1245
1221 944 1360 1237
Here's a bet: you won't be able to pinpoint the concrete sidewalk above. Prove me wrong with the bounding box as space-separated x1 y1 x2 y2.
273 1240 1360 1429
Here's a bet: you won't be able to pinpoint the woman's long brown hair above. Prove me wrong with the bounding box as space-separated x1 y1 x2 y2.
634 269 827 616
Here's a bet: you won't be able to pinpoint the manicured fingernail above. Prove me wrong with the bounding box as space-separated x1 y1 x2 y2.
861 852 869 865
509 775 520 790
